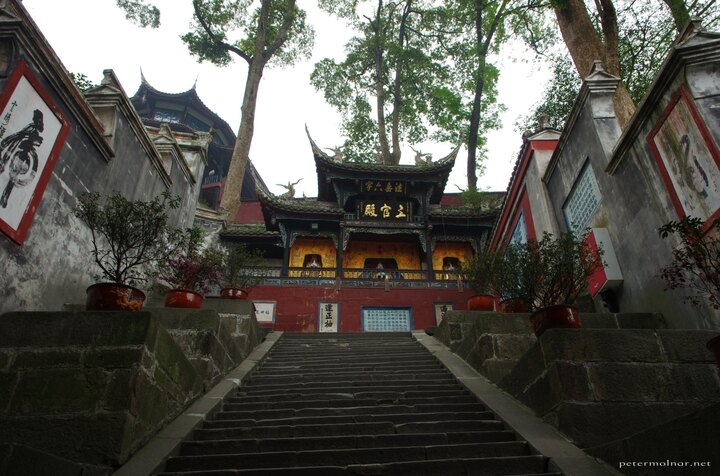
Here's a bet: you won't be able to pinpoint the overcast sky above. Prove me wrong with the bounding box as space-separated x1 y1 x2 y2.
23 0 550 198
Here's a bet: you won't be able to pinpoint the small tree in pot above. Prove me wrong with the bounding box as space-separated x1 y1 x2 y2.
495 231 602 335
160 227 222 308
220 244 264 299
461 248 498 311
74 191 185 311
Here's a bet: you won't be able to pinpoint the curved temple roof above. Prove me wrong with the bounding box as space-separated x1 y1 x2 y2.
305 128 459 203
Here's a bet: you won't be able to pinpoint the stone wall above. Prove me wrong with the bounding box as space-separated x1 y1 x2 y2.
0 1 207 315
434 311 537 383
435 310 667 384
0 306 262 473
542 23 720 329
499 328 720 448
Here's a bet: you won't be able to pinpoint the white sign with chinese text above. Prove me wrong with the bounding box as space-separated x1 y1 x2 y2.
318 302 339 333
253 301 276 323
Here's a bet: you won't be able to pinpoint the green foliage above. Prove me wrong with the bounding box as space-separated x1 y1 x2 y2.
658 217 720 310
115 0 161 28
180 0 314 67
221 244 265 288
461 248 498 294
515 53 580 133
494 231 602 311
312 0 462 163
160 227 223 294
68 72 98 92
74 191 185 286
519 0 720 132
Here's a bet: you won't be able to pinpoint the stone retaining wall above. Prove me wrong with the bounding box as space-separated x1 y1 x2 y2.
0 305 261 473
499 328 720 448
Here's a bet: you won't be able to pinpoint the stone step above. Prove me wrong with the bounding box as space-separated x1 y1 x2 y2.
255 364 444 376
221 395 480 411
261 357 440 368
193 420 505 441
165 442 531 471
203 411 497 429
181 430 517 456
230 389 470 403
160 333 558 476
162 456 552 475
213 402 488 421
239 383 461 396
246 373 453 385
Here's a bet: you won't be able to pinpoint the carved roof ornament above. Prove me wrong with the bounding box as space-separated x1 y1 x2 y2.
276 178 302 198
411 146 432 166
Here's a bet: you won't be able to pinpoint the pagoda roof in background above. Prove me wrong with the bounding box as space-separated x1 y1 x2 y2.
130 75 235 147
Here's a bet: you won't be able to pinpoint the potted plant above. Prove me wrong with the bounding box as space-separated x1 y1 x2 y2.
495 231 602 336
461 248 498 311
658 217 720 367
161 227 222 308
219 244 264 299
74 191 184 311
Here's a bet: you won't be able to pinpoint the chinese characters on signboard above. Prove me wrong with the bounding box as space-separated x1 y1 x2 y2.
362 307 412 332
253 301 276 323
434 303 454 325
361 180 406 195
0 60 70 245
318 302 339 333
358 200 412 222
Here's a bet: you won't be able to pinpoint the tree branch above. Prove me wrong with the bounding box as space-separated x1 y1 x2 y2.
192 0 252 64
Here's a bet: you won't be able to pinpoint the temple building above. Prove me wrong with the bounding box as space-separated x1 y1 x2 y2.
217 135 503 332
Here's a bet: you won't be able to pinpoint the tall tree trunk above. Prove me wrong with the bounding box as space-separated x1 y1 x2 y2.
553 0 635 127
466 0 506 191
372 0 392 165
214 0 297 222
388 0 412 166
220 59 265 222
663 0 691 32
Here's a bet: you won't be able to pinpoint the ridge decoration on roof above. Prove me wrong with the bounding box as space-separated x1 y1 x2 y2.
305 127 460 202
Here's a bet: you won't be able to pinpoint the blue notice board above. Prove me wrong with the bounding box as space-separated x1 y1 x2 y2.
361 306 413 332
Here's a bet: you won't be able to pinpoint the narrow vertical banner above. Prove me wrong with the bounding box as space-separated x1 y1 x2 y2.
318 302 339 333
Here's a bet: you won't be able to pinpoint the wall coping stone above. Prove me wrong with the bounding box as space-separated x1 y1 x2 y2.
113 331 282 476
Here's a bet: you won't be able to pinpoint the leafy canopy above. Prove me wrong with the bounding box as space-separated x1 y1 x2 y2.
180 0 314 67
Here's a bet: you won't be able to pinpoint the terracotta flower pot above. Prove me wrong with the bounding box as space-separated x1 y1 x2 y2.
86 283 145 311
164 289 203 308
500 298 531 313
467 294 496 311
707 336 720 368
530 305 581 337
220 287 249 300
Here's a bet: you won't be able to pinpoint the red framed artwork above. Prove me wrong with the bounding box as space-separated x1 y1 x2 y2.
647 86 720 228
0 59 70 245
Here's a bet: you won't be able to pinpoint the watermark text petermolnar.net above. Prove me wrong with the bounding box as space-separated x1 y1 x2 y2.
619 460 711 470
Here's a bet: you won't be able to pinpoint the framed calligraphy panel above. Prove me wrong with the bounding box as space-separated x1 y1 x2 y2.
0 60 70 245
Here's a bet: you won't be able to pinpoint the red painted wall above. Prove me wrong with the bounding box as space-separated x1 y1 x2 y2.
247 285 474 332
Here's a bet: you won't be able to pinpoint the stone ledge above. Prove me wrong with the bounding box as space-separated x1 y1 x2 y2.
113 331 282 476
413 331 620 476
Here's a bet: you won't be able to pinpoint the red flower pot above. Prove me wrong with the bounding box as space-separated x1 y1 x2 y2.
707 336 720 368
467 294 496 311
500 298 531 313
220 287 249 300
86 283 145 311
164 289 203 308
530 305 581 337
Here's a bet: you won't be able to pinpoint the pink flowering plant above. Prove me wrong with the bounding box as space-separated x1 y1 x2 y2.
160 227 222 295
659 217 720 310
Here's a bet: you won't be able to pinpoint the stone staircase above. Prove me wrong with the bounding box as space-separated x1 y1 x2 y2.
159 332 562 475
